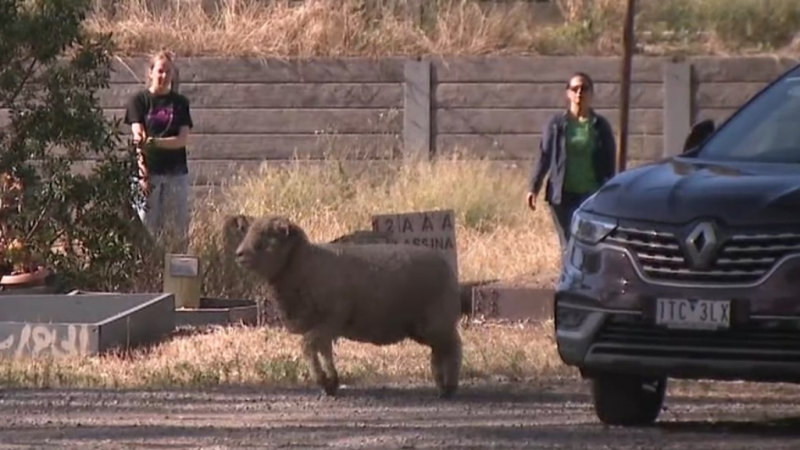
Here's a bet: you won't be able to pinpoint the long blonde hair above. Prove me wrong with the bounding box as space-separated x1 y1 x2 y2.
145 50 180 92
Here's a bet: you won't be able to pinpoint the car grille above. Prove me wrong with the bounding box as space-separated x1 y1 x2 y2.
606 226 800 285
590 314 800 362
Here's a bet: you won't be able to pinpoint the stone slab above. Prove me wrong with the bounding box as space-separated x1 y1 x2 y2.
371 209 459 279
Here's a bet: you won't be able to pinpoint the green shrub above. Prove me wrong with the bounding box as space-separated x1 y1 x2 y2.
0 0 157 291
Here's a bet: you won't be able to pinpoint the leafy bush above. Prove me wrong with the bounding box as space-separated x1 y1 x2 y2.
0 0 157 291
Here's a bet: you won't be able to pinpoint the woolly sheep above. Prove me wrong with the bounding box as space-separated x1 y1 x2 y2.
230 214 463 398
329 229 394 245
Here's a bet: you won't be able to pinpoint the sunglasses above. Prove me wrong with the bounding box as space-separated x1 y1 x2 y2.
568 84 591 93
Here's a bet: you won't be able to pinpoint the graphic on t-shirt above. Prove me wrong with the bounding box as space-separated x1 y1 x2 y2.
146 105 174 137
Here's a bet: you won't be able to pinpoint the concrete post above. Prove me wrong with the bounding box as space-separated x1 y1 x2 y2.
403 59 432 158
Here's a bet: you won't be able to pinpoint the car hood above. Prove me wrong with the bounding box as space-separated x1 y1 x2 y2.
584 157 800 226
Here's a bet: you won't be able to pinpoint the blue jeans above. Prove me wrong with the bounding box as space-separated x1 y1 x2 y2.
135 173 190 251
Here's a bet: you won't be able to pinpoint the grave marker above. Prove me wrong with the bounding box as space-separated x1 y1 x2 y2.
371 209 458 278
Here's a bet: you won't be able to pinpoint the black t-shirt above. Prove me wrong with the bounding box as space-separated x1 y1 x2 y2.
124 89 194 175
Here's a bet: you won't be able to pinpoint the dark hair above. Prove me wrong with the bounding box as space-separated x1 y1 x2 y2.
566 72 594 91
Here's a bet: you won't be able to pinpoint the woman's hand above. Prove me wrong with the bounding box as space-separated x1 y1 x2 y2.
526 192 537 212
143 128 189 150
135 147 150 196
138 175 151 197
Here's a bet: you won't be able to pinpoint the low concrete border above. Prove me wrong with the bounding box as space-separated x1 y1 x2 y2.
0 293 174 358
472 281 555 322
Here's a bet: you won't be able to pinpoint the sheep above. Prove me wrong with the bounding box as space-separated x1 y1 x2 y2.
231 215 463 398
224 215 393 248
329 229 394 245
224 214 478 316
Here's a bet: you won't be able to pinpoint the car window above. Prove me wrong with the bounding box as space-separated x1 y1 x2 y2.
697 68 800 163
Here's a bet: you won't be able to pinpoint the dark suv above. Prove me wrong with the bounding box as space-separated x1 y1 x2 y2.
555 62 800 426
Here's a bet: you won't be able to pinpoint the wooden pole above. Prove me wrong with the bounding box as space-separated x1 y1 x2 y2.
617 0 636 173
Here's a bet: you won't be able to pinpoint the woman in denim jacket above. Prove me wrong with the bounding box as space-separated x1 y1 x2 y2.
527 72 617 253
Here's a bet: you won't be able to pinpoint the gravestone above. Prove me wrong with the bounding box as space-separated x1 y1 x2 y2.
371 209 458 279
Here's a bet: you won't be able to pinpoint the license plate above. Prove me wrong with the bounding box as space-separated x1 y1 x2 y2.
655 298 731 330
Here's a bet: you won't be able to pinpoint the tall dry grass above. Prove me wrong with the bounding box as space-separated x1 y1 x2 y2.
16 153 560 391
21 0 800 391
9 0 800 392
0 154 565 390
191 154 562 304
86 0 800 57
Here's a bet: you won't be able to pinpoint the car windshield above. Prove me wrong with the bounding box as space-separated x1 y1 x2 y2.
697 66 800 163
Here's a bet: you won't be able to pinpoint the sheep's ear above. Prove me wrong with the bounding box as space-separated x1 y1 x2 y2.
286 222 303 238
272 217 294 237
276 220 306 242
234 215 253 233
224 214 252 234
225 214 250 229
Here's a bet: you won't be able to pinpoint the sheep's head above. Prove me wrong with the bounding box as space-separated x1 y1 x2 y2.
235 215 308 280
221 214 253 256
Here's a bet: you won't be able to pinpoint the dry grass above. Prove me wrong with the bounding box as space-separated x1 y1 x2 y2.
6 1 799 392
0 321 573 389
86 0 800 57
1 154 566 389
191 154 562 303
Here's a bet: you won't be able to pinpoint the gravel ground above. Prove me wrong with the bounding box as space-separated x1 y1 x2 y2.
2 380 800 449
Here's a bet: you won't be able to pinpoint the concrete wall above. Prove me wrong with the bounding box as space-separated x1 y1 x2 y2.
101 55 800 186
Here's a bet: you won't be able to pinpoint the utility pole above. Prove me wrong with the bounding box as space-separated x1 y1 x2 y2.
618 0 636 173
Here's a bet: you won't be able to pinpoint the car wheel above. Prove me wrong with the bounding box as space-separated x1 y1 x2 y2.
591 373 666 426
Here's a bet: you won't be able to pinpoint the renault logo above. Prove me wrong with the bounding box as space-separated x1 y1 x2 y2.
684 222 718 269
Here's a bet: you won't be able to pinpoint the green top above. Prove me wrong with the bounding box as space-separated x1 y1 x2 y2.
564 116 600 194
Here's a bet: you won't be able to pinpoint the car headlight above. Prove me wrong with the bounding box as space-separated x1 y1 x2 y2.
570 210 617 244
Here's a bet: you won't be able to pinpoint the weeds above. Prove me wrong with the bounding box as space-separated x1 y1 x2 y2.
190 154 561 303
0 321 574 389
87 0 800 57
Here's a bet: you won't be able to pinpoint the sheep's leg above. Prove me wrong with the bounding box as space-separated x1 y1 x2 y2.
430 328 462 399
302 334 339 396
430 350 445 391
318 339 340 396
301 335 330 396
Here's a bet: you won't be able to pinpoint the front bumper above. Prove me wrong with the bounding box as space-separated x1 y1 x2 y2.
556 241 800 383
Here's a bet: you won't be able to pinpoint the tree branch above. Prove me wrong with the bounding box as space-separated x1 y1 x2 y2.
2 58 38 108
23 197 53 244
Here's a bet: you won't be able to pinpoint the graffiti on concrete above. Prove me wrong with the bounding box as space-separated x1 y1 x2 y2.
0 324 91 357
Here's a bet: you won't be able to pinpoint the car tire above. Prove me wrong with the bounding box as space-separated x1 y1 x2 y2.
591 374 666 426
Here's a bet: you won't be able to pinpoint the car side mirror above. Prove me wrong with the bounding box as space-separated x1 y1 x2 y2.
682 119 715 153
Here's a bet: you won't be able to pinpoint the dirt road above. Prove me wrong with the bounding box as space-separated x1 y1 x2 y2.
2 380 800 449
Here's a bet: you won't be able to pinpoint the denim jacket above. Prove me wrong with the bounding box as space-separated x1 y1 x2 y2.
528 110 617 205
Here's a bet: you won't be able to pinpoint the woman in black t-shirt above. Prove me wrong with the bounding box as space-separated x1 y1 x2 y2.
124 50 194 251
